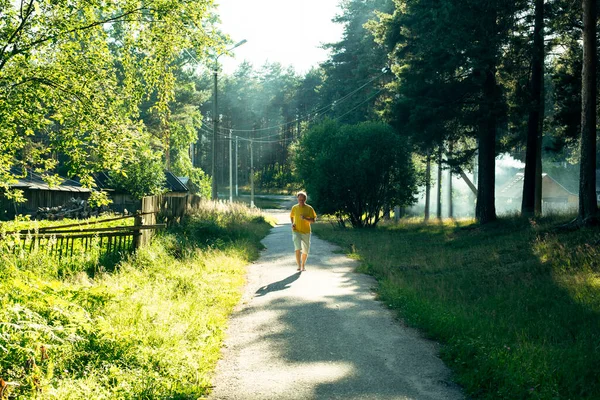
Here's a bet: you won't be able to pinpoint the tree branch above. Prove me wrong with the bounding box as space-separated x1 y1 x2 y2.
0 0 35 71
0 4 161 73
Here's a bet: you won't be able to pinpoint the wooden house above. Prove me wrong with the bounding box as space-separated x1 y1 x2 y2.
1 168 91 220
497 172 579 214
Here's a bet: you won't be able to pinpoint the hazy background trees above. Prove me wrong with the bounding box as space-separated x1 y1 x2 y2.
2 0 598 224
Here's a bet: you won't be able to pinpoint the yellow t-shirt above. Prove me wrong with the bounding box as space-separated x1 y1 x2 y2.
290 204 317 234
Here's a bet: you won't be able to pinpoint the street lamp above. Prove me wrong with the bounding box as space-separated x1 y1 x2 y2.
212 39 247 200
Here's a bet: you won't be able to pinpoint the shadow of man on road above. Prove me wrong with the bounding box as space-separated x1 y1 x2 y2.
255 272 301 297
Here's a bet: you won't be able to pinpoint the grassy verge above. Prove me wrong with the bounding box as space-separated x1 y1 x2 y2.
0 202 273 399
314 216 600 400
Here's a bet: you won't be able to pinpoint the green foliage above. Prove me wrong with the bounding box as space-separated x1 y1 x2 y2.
0 0 221 200
548 44 582 156
108 147 167 199
255 162 299 192
318 0 393 125
295 120 417 227
170 149 212 198
0 202 272 398
87 191 112 208
316 215 600 399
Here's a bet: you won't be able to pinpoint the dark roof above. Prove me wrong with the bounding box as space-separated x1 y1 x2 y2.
92 171 113 191
9 167 90 193
93 170 188 193
164 171 188 192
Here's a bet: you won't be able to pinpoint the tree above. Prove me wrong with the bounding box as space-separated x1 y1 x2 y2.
521 0 546 216
371 0 526 223
0 0 219 202
578 0 598 222
319 0 393 125
108 147 167 199
295 120 417 227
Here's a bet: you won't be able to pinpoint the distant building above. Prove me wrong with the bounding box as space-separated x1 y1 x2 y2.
497 172 578 214
1 168 91 220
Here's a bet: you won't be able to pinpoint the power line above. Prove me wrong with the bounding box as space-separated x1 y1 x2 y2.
216 69 388 133
199 86 387 146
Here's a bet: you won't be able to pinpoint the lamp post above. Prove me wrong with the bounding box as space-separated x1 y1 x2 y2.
211 39 247 201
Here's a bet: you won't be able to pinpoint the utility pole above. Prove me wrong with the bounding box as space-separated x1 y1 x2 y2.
229 130 233 202
212 70 218 200
235 136 239 197
250 141 255 208
210 39 247 201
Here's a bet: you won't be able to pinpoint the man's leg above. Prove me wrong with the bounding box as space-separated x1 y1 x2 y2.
293 232 302 270
295 250 302 270
300 233 310 270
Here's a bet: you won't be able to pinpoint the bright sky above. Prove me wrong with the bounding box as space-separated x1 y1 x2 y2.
215 0 344 74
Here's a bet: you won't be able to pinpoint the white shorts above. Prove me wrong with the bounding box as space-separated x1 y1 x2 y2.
293 231 311 254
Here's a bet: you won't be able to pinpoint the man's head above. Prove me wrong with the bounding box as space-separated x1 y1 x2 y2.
297 191 307 206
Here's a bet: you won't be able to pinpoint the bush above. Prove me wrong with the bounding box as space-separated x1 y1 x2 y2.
108 146 166 199
295 120 418 227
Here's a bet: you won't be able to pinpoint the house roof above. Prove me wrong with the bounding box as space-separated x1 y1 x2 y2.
10 168 188 194
92 171 113 191
9 167 91 193
93 170 188 193
165 171 188 192
498 172 578 199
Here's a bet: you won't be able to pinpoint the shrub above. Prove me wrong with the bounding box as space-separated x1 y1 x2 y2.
295 120 417 227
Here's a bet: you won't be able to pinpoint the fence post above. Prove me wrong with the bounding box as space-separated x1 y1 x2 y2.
133 212 143 250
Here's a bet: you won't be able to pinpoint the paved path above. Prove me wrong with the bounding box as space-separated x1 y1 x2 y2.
209 210 464 400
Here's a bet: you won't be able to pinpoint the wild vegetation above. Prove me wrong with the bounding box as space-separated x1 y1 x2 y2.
2 0 600 397
0 203 272 398
315 217 600 399
3 0 597 223
296 120 417 227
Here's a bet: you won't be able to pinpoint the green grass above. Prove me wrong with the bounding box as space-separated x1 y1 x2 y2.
0 202 273 399
314 215 600 400
0 214 135 234
0 215 137 278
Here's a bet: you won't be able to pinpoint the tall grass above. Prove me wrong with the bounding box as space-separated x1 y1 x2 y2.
315 215 600 400
0 202 273 399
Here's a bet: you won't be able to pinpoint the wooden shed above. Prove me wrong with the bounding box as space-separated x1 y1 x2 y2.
1 169 91 220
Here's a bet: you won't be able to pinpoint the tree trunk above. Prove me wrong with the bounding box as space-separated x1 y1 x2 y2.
437 147 442 220
522 0 545 217
448 142 454 218
579 0 598 222
475 67 498 224
424 151 431 221
535 124 543 214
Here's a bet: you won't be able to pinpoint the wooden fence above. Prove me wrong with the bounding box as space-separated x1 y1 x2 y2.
0 194 204 260
1 212 165 259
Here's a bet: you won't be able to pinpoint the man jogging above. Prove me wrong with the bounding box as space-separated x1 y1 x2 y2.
290 191 317 271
